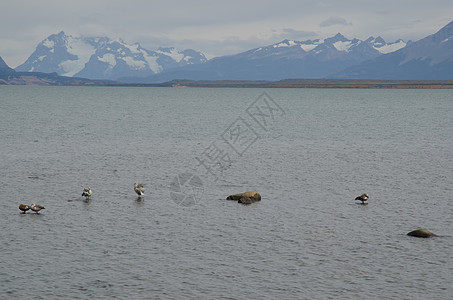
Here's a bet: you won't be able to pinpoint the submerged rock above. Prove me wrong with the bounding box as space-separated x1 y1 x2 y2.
407 229 438 238
226 191 261 204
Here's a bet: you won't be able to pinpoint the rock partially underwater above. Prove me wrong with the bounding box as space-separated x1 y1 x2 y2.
407 229 438 238
226 191 261 205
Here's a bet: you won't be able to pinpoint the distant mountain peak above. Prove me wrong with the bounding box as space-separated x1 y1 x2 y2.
333 33 347 40
320 33 349 45
280 39 294 44
272 39 298 48
374 36 386 44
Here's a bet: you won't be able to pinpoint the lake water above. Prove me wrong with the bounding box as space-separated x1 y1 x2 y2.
1 86 452 299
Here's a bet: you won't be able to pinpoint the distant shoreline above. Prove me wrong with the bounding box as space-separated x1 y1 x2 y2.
3 74 453 88
106 79 453 89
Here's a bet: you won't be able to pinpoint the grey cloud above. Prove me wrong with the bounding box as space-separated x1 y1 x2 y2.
2 0 453 67
281 28 318 39
138 28 320 59
320 16 353 27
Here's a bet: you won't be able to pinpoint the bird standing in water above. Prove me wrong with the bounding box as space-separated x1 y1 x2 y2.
19 204 31 214
30 203 45 213
134 183 145 197
82 187 92 199
355 193 369 204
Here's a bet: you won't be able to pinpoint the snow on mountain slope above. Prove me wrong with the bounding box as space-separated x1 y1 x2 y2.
59 36 101 76
250 34 406 57
75 39 161 79
369 37 408 54
15 32 107 76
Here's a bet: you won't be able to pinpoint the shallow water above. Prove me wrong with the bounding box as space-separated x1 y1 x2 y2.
1 86 452 299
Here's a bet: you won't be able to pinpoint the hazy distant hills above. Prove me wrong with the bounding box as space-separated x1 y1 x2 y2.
121 34 408 83
15 31 207 81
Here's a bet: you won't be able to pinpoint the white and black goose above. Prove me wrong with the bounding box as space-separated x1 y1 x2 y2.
355 193 369 204
82 188 92 199
134 183 145 197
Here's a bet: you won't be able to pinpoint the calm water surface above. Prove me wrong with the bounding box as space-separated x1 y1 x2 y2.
0 86 452 299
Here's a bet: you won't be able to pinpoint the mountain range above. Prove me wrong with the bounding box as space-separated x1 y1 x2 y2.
124 34 408 83
2 20 453 83
332 20 453 79
12 31 408 82
15 31 207 81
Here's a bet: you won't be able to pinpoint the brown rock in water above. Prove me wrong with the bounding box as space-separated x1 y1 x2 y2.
407 229 438 238
226 191 261 204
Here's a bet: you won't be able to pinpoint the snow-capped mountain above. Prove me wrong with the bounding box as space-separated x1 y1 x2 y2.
15 32 207 80
332 21 453 79
250 34 407 60
128 33 408 83
75 40 207 80
15 31 411 82
15 32 108 76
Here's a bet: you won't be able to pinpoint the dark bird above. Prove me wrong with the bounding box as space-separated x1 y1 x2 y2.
355 193 369 204
134 183 145 197
82 187 92 199
30 203 45 213
19 204 30 214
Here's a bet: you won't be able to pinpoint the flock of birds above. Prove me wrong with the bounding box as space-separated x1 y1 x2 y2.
19 203 45 214
81 183 145 200
19 183 145 214
19 190 439 237
19 184 366 213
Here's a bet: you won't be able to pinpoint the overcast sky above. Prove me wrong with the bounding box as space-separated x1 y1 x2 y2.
1 0 453 67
